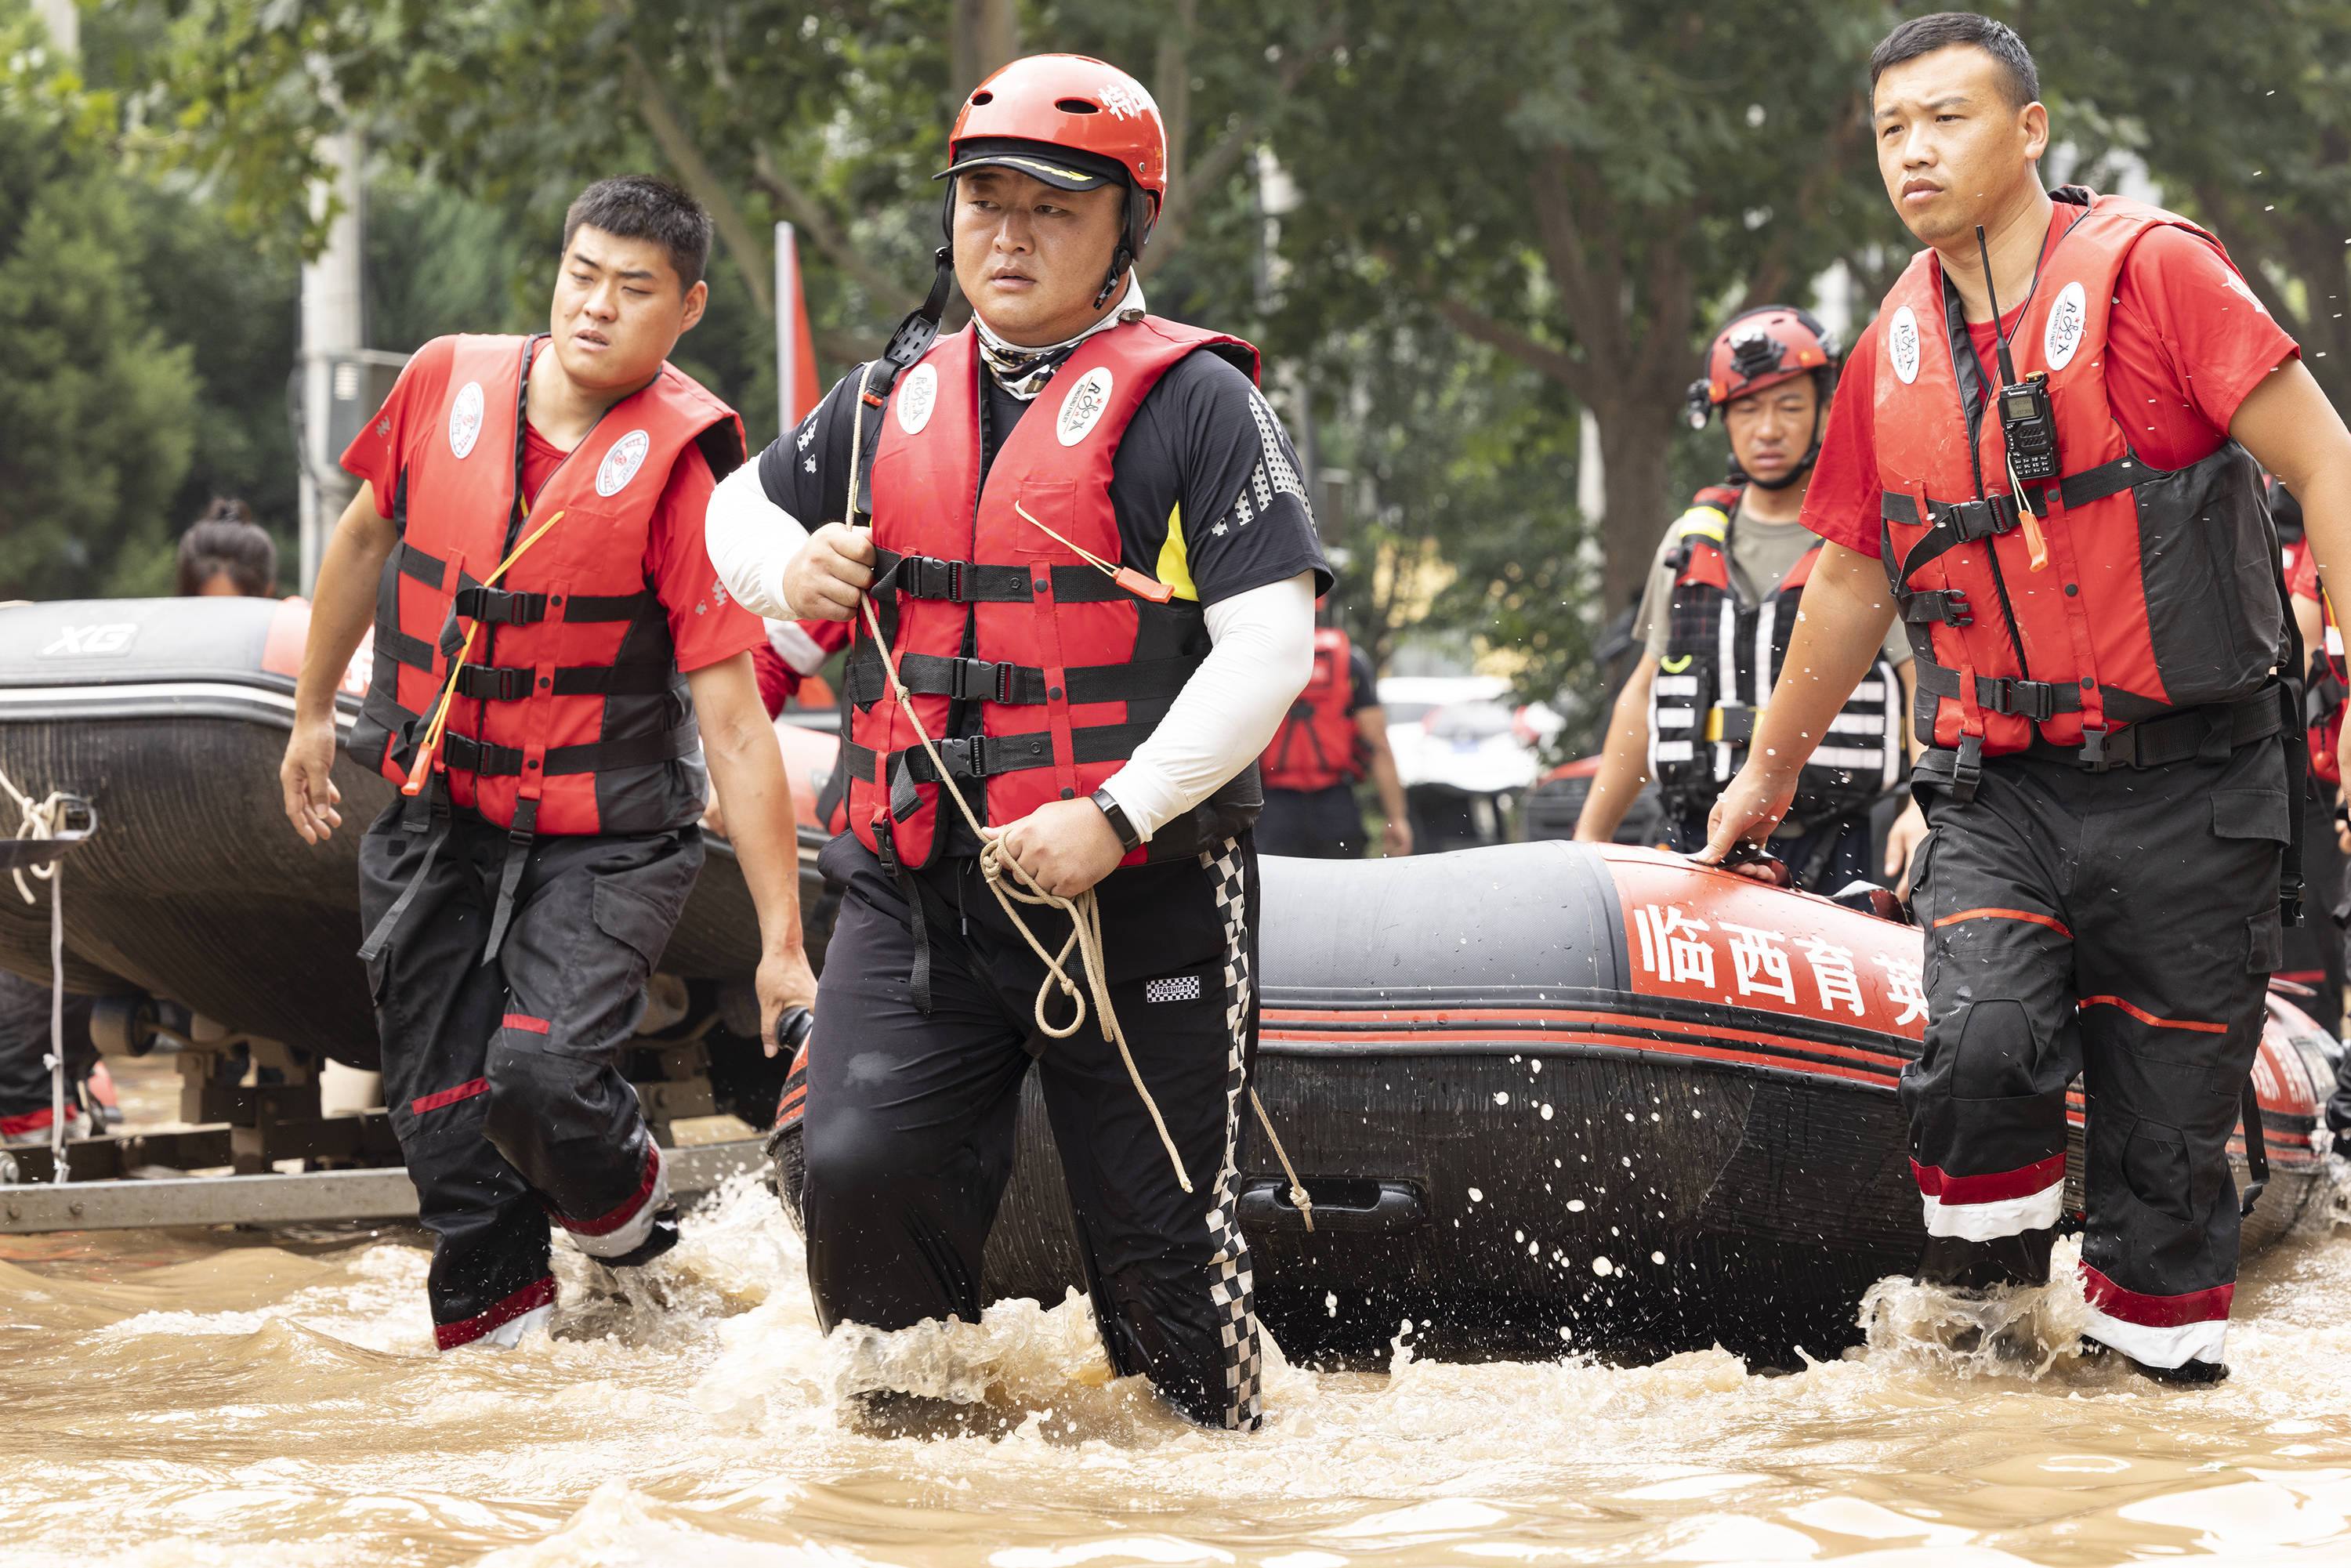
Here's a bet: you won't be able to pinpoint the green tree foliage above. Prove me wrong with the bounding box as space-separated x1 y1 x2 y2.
1272 0 1895 617
0 5 198 600
2032 0 2351 407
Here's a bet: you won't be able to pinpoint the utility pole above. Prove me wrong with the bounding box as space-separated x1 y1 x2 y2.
31 0 74 54
298 131 364 595
951 0 1020 96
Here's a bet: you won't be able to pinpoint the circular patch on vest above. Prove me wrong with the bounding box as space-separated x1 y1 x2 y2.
596 429 651 497
2044 280 2088 371
1887 306 1922 385
897 363 938 436
448 381 485 459
1056 366 1114 447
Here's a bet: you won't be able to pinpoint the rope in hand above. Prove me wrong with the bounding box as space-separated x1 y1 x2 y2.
842 366 1313 1226
2 763 72 1183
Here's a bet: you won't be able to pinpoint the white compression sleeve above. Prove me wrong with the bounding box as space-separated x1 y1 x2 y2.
1099 571 1317 840
704 458 810 620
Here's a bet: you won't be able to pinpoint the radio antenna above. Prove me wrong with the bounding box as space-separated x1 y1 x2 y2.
1974 224 2021 386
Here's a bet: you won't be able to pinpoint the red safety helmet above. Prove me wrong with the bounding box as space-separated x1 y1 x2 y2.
1684 305 1841 491
937 55 1166 308
1684 306 1839 429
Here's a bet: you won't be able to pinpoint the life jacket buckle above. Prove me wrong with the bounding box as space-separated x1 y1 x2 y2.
1983 676 2059 722
2077 724 2115 771
1940 495 2018 544
1952 732 1983 802
1907 588 1972 628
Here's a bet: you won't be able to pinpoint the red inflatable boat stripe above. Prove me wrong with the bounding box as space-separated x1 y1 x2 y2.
1909 1153 2067 1204
1933 906 2074 939
1262 1019 1901 1088
2078 1262 2235 1327
410 1078 488 1115
1261 1005 1912 1074
2081 995 2229 1034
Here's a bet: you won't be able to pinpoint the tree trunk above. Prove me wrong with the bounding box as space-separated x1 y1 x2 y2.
952 0 1021 99
1591 390 1676 617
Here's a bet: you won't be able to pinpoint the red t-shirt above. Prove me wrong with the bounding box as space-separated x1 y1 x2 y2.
340 337 763 673
1803 207 2301 558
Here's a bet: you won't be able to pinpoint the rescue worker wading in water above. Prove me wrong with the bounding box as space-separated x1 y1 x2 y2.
281 176 817 1351
703 55 1326 1432
1575 308 1920 891
1702 13 2351 1382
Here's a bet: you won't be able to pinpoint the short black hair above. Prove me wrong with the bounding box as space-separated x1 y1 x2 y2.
1869 12 2041 110
562 175 712 292
176 499 277 598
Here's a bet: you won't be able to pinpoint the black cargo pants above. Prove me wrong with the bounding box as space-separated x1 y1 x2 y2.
360 799 701 1349
1904 740 2284 1368
800 831 1266 1431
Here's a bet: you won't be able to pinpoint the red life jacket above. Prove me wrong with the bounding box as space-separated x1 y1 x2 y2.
1648 494 1901 824
351 334 745 836
1263 628 1364 791
841 319 1266 869
1874 191 2283 772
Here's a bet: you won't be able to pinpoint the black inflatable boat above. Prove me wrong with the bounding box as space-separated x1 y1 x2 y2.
0 595 834 1094
773 841 2341 1363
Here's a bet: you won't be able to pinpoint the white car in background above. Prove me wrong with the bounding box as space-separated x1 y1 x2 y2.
1377 675 1563 849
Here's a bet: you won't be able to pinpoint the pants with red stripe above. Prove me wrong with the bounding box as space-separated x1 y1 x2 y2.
1904 741 2284 1367
797 832 1266 1431
360 803 701 1348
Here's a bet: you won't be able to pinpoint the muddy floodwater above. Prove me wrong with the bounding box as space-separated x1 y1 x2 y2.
5 1125 2350 1565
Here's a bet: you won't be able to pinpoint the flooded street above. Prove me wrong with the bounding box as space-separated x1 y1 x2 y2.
4 1153 2350 1567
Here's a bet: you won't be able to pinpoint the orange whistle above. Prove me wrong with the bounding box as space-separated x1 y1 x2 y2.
2020 510 2050 572
1113 566 1176 604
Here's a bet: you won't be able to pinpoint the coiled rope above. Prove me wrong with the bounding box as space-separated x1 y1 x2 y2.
842 365 1313 1227
1 764 72 1183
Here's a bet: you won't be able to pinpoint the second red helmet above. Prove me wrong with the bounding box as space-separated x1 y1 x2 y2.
1684 306 1841 430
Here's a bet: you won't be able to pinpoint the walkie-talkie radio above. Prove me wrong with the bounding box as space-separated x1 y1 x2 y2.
1998 373 2059 482
1976 226 2054 570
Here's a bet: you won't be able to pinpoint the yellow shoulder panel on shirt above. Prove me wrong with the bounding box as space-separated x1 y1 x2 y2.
1155 503 1200 602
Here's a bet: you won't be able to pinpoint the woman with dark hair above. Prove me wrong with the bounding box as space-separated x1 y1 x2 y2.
175 498 277 597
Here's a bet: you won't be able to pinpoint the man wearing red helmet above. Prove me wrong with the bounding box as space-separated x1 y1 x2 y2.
705 54 1327 1431
1704 13 2351 1382
1574 306 1919 891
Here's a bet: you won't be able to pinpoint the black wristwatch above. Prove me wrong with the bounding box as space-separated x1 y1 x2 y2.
1090 787 1142 852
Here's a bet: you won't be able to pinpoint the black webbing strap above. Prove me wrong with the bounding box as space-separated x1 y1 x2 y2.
451 661 676 701
2059 452 2165 511
2017 686 2287 770
852 247 957 525
440 723 699 778
557 591 658 622
1914 658 2082 722
480 796 537 965
356 780 452 965
377 623 438 672
2240 1075 2269 1216
842 722 1157 788
871 549 1132 607
397 543 447 588
873 820 936 1015
871 549 1035 604
851 652 1201 708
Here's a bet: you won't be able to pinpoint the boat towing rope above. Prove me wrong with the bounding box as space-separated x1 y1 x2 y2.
0 764 95 1186
844 368 1313 1226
